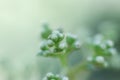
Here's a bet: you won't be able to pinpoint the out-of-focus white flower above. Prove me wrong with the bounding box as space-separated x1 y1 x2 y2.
96 56 105 63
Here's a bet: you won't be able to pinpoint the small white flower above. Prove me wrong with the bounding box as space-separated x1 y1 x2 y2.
50 34 58 39
62 77 69 80
47 40 54 47
58 33 64 39
59 42 67 49
96 56 105 63
46 72 54 77
106 40 114 47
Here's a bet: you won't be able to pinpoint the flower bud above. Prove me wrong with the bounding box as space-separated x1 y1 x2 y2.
59 42 67 50
52 30 64 41
47 40 55 47
41 23 52 39
49 30 64 43
58 33 64 41
66 33 77 45
40 41 48 50
48 33 59 43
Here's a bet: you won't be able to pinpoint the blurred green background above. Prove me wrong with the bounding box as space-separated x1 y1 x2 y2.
0 0 120 80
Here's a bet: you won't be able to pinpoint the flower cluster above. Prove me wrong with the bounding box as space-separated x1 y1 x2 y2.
87 35 117 68
87 55 108 68
38 24 81 57
38 23 118 80
42 72 69 80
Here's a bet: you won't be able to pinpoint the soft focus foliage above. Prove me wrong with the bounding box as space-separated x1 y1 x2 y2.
0 0 120 80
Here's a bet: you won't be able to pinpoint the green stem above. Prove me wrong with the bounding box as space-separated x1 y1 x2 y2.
67 61 87 80
59 55 68 75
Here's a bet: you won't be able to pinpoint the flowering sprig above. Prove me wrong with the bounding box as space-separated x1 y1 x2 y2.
38 23 81 57
38 23 118 80
66 35 118 79
38 23 81 80
87 35 117 68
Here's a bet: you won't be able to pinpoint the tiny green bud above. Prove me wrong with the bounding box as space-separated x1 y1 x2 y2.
40 41 48 50
52 30 64 41
47 40 55 47
41 23 52 39
48 33 59 42
66 33 77 45
54 48 63 53
49 30 64 42
58 33 64 41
